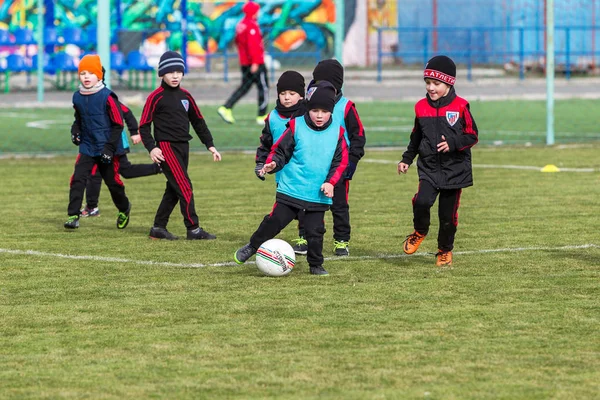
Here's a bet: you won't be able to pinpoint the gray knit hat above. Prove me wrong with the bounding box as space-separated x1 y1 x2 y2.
158 51 185 77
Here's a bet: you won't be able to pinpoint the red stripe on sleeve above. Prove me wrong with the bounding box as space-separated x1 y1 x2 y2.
140 88 164 125
107 96 123 125
462 106 477 136
329 127 349 185
457 105 478 151
345 101 364 137
183 91 203 119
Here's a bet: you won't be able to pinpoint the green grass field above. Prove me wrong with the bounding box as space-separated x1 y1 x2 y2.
1 101 600 399
1 99 600 155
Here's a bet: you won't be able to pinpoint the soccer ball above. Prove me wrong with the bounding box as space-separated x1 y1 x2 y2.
256 239 296 277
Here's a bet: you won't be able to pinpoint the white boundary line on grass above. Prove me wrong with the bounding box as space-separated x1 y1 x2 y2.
1 244 598 269
363 159 598 172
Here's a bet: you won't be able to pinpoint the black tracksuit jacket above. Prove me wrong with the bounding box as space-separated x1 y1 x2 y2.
401 87 478 189
138 81 215 151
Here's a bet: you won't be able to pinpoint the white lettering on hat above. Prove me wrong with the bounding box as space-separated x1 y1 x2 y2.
423 69 456 85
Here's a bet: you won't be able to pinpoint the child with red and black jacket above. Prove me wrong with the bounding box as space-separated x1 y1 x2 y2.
80 101 162 218
292 59 366 257
234 82 348 276
398 55 479 267
139 51 222 241
65 54 131 230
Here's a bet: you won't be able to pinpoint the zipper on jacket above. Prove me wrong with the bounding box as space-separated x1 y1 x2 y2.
435 104 442 190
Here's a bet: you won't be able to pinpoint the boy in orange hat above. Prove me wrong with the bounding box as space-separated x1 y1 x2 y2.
64 54 131 230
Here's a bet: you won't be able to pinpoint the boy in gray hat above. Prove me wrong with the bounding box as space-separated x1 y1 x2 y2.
138 51 222 240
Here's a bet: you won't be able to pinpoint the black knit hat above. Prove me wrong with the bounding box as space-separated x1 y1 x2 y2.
306 81 336 113
158 51 185 77
424 55 456 86
312 59 344 92
276 71 305 97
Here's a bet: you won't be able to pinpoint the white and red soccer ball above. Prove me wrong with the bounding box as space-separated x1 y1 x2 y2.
256 239 296 277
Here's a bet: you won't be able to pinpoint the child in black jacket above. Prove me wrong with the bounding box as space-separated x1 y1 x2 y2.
139 51 221 240
398 55 479 267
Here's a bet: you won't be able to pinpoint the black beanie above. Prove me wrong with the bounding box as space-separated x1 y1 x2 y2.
424 55 456 86
312 59 344 92
276 71 305 97
306 81 336 113
158 51 185 77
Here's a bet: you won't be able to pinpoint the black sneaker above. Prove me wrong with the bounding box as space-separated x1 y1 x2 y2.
333 240 349 256
292 236 308 255
234 243 257 264
187 227 216 240
116 203 131 229
149 227 179 240
309 265 329 275
64 215 80 229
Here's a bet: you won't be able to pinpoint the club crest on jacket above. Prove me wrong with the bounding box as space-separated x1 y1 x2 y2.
181 99 189 112
446 111 459 126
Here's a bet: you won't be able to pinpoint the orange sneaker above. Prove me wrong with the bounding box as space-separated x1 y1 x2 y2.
403 231 426 254
436 250 453 266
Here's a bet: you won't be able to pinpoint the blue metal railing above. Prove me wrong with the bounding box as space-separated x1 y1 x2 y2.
201 46 321 83
377 26 600 81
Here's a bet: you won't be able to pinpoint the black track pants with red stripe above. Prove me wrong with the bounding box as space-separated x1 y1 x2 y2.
68 153 129 216
250 202 326 268
154 141 199 230
411 179 462 252
84 154 160 209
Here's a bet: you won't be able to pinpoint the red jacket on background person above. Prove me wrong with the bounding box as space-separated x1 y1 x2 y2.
235 2 264 66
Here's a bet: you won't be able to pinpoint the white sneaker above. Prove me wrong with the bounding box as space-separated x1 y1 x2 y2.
80 206 100 217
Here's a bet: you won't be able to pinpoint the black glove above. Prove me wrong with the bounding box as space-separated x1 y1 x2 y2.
71 132 81 146
345 161 357 180
255 163 265 181
100 151 113 164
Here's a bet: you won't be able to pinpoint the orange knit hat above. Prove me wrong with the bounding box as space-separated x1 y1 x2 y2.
78 54 103 80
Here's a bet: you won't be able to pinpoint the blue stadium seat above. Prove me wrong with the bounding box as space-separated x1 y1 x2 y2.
111 51 128 73
32 53 54 74
0 29 10 46
7 53 33 72
126 50 155 89
43 27 60 46
110 51 128 86
86 26 97 46
51 52 78 90
0 57 7 93
62 26 85 47
12 27 35 45
126 50 153 71
52 52 78 72
3 54 34 93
